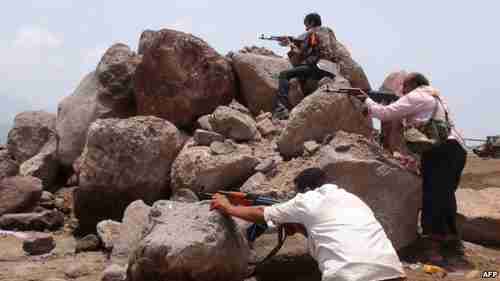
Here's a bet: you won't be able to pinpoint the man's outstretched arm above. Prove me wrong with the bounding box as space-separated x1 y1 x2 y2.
210 193 266 224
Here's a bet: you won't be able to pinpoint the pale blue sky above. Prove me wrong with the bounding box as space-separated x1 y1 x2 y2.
1 1 499 142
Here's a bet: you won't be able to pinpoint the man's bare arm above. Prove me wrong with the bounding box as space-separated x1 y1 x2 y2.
211 194 266 224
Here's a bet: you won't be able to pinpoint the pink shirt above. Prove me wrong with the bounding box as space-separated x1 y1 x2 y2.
365 86 465 147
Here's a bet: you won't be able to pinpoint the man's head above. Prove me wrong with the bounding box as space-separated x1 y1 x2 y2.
402 72 430 95
294 167 327 193
304 13 322 30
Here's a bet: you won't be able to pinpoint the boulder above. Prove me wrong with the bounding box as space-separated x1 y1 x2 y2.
0 148 18 180
97 220 122 251
126 200 249 281
75 116 184 231
171 141 259 193
319 131 422 249
134 29 236 127
0 176 43 216
96 43 140 117
379 71 407 153
209 106 261 141
23 233 56 255
19 134 59 188
456 188 500 246
230 53 302 115
57 44 139 167
0 209 64 231
7 110 56 163
278 80 372 158
112 200 151 259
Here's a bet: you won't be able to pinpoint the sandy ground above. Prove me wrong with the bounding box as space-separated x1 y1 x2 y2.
0 154 499 281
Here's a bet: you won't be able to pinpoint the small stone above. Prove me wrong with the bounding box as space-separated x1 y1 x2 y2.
196 115 213 131
210 141 236 155
257 118 278 136
101 264 127 281
254 158 276 174
65 264 91 279
44 278 67 281
171 188 200 203
23 233 55 255
304 141 320 154
96 220 121 251
75 234 100 253
40 191 55 208
193 129 225 146
335 144 352 152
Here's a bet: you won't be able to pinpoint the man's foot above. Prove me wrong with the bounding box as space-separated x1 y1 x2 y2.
272 108 289 120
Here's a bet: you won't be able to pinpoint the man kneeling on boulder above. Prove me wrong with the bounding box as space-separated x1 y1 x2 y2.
272 13 337 120
211 168 406 281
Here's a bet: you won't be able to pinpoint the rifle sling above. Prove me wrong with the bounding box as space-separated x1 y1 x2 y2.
247 225 288 277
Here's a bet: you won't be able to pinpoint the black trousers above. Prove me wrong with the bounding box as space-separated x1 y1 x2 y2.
420 139 467 236
275 64 334 110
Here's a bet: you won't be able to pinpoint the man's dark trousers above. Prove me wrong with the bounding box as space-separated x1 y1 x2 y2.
275 64 334 111
420 139 467 237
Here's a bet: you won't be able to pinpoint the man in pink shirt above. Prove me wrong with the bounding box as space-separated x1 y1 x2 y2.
349 73 467 264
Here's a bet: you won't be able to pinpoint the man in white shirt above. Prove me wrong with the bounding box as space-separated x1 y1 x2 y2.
211 168 406 281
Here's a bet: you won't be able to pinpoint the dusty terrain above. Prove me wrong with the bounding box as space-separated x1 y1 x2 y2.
0 154 499 281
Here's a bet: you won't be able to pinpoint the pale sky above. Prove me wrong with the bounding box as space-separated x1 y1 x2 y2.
1 1 499 143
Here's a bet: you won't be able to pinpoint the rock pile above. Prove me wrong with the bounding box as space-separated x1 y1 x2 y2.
2 24 493 281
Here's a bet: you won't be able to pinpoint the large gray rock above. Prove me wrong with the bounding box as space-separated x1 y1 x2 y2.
134 29 236 127
0 209 64 231
126 200 250 281
319 131 422 249
57 44 139 167
0 148 18 180
171 140 259 193
7 110 56 163
456 188 500 246
230 53 302 115
75 116 184 231
112 200 151 259
95 43 139 117
278 81 372 158
209 106 261 141
0 176 43 216
19 134 59 188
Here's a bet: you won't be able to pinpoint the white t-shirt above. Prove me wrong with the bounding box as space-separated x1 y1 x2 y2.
264 184 405 281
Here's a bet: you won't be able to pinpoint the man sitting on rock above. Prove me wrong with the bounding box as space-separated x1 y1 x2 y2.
211 168 406 281
272 13 338 120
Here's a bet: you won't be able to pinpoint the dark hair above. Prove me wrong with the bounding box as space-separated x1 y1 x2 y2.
304 13 322 27
294 168 326 192
405 72 430 88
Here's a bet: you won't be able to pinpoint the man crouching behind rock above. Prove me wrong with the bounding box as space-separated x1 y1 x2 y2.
211 168 406 281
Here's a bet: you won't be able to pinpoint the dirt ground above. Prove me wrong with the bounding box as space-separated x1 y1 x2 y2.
0 154 499 281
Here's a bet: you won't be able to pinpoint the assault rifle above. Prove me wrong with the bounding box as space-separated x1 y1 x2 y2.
199 191 286 268
259 34 304 47
330 87 400 104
